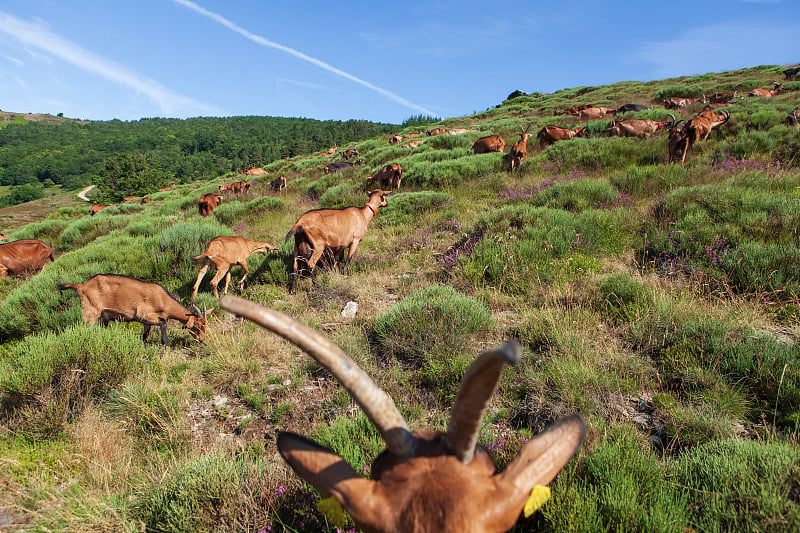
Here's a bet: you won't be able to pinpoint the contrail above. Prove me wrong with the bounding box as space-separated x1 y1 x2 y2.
0 11 220 117
171 0 436 116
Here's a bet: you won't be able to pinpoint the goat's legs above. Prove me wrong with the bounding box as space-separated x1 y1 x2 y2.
192 265 210 301
142 324 151 342
342 240 360 274
159 318 170 347
237 261 250 290
307 247 325 286
208 267 229 298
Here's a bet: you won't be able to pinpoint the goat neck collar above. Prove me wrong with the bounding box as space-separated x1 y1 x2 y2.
365 203 377 216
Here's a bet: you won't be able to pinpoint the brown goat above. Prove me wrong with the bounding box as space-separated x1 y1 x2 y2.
403 140 424 149
577 107 615 120
270 175 287 192
686 109 729 145
787 107 800 128
472 135 506 154
509 131 533 171
604 115 673 138
667 121 690 164
366 163 403 192
58 274 210 346
191 236 275 300
286 190 388 292
89 204 109 216
749 84 782 98
537 125 587 147
221 295 586 533
141 197 152 205
198 194 223 217
0 239 54 277
158 183 176 192
427 127 447 136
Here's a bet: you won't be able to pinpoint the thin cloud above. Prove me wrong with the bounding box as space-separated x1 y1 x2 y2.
630 21 800 78
277 78 337 92
171 0 435 116
5 56 23 66
0 11 220 117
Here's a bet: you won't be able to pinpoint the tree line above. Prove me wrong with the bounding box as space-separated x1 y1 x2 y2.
0 115 395 203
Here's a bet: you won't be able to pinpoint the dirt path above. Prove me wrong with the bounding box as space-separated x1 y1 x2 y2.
77 184 95 202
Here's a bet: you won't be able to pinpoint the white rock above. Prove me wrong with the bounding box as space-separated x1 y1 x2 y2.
341 301 358 319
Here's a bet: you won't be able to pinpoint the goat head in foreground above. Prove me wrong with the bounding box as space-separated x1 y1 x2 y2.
221 295 586 533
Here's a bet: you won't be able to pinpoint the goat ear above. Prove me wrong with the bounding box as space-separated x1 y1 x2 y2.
488 414 586 516
277 432 391 529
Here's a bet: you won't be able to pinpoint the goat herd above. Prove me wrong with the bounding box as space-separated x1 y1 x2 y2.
0 73 797 532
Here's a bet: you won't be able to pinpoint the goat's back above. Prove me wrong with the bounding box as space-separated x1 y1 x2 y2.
66 274 180 319
0 239 53 274
288 207 367 249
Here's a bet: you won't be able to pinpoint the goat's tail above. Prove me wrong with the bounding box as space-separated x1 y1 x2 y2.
285 225 301 243
192 252 208 261
57 283 80 292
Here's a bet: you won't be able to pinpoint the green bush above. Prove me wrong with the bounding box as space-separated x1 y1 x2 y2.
318 182 361 209
11 219 69 244
379 191 450 225
132 454 273 532
371 286 492 401
58 215 132 250
0 324 148 436
610 164 687 196
596 273 654 324
212 196 284 225
653 85 705 100
371 285 492 363
533 179 620 211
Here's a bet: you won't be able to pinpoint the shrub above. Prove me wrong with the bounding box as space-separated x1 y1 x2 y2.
318 182 361 209
653 85 705 100
11 219 69 244
212 196 284 225
58 215 132 250
610 164 687 196
532 179 620 211
371 286 492 400
596 273 654 324
379 191 450 225
0 324 148 436
371 285 492 364
132 454 273 532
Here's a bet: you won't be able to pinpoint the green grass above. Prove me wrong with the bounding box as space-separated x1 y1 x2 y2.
1 63 799 532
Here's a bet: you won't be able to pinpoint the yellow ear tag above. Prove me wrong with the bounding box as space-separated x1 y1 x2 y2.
317 495 348 528
523 485 551 518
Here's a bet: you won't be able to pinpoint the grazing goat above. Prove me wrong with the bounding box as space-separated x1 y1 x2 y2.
686 109 729 145
667 121 690 164
198 194 223 217
446 128 478 135
158 183 176 192
537 125 587 147
0 233 6 242
403 140 424 149
59 274 210 346
366 163 402 192
90 204 109 216
221 295 586 533
749 84 782 98
616 103 649 114
191 236 275 300
577 107 615 120
141 197 152 205
556 104 595 116
270 175 287 192
663 97 699 109
784 67 800 80
605 115 673 138
341 149 360 160
0 239 54 277
509 129 533 171
427 127 447 136
472 135 506 154
286 190 388 292
123 195 138 201
786 107 800 128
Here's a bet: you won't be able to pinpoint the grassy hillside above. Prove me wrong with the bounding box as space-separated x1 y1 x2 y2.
0 64 798 532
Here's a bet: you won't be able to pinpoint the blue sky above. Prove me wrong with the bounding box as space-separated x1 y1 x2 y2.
0 0 797 124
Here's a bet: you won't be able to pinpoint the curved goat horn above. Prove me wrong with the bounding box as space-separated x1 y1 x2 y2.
220 295 416 459
445 340 521 464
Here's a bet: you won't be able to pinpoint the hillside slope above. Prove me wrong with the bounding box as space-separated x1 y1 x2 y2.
0 64 798 532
